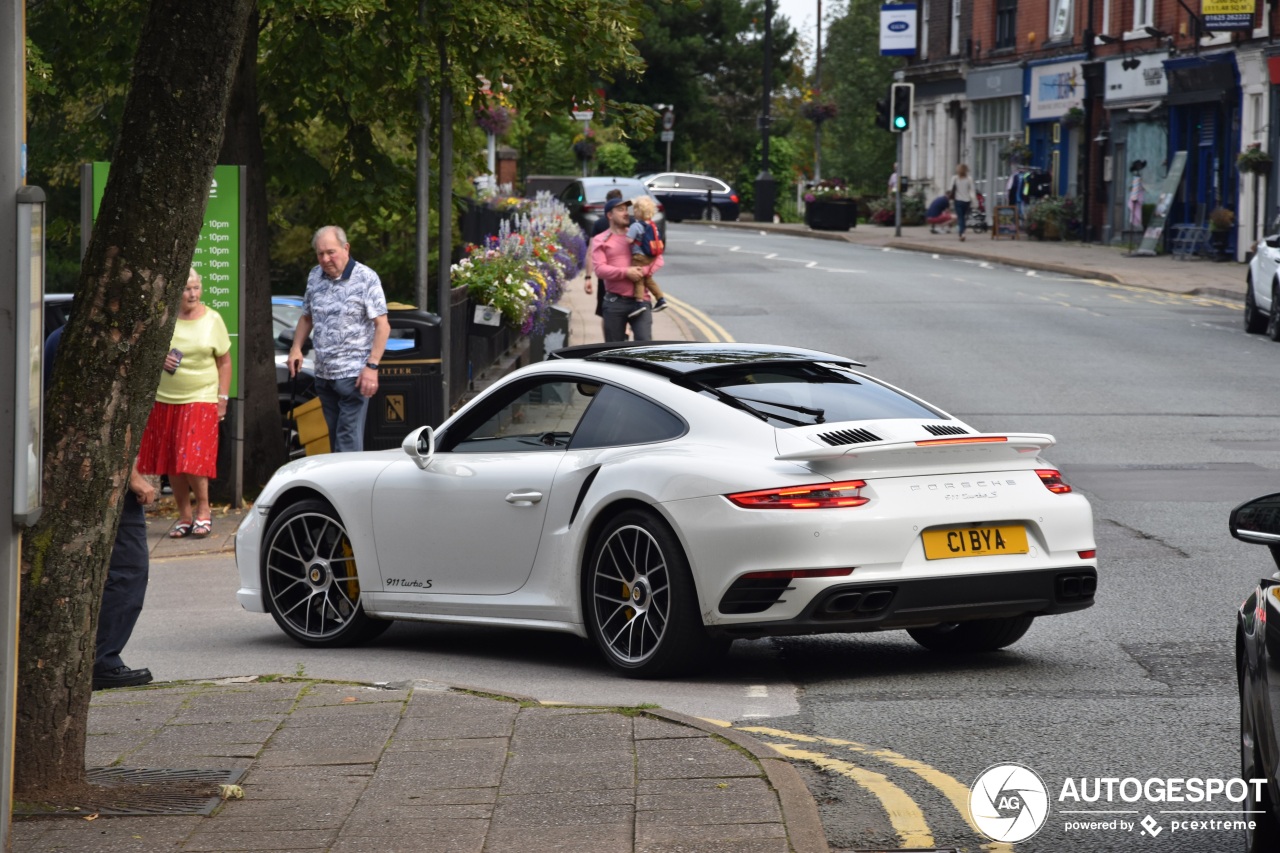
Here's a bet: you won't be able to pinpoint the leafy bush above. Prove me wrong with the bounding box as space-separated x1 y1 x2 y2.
1024 196 1082 240
596 142 637 177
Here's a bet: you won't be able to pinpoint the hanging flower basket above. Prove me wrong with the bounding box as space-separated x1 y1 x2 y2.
800 100 838 124
572 141 596 160
1003 140 1033 165
475 104 514 137
1238 143 1272 175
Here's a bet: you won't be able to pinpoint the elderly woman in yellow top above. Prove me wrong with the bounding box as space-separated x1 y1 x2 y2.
138 268 232 538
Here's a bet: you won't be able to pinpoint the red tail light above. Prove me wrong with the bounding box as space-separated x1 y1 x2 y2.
1037 469 1072 494
728 480 869 509
730 194 740 203
1078 550 1096 560
739 568 854 580
656 202 665 213
583 203 604 212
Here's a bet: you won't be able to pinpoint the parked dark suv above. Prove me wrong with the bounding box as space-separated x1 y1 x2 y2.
640 172 740 222
558 177 666 241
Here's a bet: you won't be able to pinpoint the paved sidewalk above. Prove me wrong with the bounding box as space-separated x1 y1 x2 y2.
692 219 1248 303
24 273 835 853
14 679 827 853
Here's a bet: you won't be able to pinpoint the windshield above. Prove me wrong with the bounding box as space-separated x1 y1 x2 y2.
690 363 945 428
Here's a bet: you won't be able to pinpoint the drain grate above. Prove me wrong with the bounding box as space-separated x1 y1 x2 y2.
15 767 245 817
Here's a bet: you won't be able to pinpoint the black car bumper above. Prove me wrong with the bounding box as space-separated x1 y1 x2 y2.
710 566 1097 638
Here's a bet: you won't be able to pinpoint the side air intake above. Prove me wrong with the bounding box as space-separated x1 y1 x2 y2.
922 424 970 437
818 428 883 446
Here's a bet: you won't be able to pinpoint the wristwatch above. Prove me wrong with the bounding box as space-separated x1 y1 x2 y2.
365 361 379 371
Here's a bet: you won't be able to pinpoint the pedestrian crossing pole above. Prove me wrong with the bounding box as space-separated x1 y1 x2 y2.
894 131 903 238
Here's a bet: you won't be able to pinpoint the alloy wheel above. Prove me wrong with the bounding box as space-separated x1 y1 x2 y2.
590 524 672 667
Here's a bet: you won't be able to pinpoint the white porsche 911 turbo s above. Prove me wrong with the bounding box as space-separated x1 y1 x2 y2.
236 342 1098 678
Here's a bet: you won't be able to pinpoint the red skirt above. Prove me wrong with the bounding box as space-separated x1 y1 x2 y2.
137 401 220 478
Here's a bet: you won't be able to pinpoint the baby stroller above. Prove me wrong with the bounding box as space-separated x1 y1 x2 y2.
966 191 989 234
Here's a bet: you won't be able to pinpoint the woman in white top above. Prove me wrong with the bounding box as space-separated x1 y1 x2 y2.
949 164 976 242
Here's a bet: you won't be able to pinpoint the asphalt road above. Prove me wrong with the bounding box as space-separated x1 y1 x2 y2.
130 225 1277 852
661 225 1273 852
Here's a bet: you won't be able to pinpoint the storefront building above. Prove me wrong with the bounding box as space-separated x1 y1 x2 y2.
965 65 1022 206
1099 52 1168 245
1026 57 1086 198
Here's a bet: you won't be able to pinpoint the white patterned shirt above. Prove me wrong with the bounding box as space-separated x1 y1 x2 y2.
302 258 388 379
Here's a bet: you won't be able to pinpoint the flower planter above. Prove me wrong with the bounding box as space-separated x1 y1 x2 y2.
805 199 857 231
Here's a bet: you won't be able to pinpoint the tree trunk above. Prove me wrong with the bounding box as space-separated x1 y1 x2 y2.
214 3 287 498
16 0 255 796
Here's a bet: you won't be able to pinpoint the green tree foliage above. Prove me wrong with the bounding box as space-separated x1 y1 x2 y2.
820 0 900 195
608 0 797 186
27 0 650 302
597 141 639 176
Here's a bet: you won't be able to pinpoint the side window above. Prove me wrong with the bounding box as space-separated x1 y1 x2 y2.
648 174 677 189
571 384 686 449
685 177 713 192
447 379 598 452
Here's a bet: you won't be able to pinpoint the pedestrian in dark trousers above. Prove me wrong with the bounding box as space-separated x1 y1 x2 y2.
45 325 155 690
584 188 624 333
591 196 660 342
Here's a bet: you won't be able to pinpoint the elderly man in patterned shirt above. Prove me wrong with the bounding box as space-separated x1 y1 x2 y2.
288 225 390 452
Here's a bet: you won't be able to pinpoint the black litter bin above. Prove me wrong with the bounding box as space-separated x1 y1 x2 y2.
364 306 443 450
529 303 572 362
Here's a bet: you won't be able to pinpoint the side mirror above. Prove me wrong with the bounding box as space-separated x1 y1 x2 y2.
1230 493 1280 569
401 425 435 470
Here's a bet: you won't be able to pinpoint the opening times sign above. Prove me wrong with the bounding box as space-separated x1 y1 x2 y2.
1203 0 1254 31
90 163 242 396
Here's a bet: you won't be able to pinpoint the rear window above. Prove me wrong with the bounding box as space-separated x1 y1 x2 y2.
584 182 647 203
690 363 945 428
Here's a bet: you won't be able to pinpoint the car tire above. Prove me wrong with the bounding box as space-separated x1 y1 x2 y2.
701 205 723 222
585 509 726 678
1241 657 1280 851
1246 276 1268 334
261 498 391 648
906 615 1033 653
1268 283 1280 342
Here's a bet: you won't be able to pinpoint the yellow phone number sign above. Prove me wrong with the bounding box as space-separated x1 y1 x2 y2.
1203 0 1255 31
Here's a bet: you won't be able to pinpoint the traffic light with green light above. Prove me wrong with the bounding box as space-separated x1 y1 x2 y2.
890 83 913 133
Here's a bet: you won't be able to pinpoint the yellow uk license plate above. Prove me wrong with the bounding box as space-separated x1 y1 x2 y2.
922 525 1029 560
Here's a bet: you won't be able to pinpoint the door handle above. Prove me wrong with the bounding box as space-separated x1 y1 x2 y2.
506 490 543 505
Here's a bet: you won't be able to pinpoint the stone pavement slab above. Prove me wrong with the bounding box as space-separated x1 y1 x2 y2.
12 679 830 853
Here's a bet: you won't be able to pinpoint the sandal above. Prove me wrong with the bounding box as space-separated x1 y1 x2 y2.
169 520 193 539
191 518 212 539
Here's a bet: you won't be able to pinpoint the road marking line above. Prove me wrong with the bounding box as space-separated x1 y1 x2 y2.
764 253 778 259
667 295 734 342
768 743 935 848
739 726 1013 852
746 685 768 698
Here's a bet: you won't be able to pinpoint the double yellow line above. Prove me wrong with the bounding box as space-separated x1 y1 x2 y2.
704 721 1013 852
664 294 734 343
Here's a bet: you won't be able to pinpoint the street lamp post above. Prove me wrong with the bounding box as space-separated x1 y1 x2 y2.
754 0 776 223
813 0 822 183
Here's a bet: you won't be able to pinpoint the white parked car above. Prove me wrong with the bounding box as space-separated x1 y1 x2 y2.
236 343 1098 677
1246 231 1280 336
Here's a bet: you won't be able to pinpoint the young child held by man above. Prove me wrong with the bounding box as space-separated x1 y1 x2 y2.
625 196 668 316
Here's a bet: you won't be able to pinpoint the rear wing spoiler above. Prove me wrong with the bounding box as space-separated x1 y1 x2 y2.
775 432 1056 462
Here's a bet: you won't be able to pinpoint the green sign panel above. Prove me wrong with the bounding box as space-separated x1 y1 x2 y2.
90 162 242 395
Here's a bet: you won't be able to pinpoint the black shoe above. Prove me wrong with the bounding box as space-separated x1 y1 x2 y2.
93 665 153 690
653 297 668 312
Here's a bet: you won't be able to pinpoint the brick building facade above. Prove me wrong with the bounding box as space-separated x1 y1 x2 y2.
896 1 1275 259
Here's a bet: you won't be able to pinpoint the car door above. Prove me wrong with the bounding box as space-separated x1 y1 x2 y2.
370 377 598 595
1257 235 1280 312
646 174 680 219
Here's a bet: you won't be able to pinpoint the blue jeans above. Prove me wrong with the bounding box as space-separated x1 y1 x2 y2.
954 199 971 236
316 376 370 453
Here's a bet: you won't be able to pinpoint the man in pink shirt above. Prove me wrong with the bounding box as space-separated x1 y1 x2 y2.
590 197 664 342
